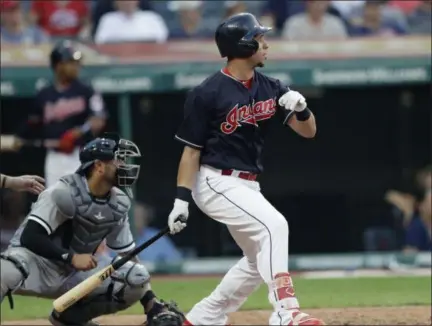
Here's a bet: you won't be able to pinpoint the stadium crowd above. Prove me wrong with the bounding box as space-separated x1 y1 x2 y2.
0 0 431 45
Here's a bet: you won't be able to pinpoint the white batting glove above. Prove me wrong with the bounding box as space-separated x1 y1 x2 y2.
278 90 307 112
168 199 189 234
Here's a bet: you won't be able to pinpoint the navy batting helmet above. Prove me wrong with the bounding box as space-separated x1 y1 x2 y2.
50 40 82 69
76 133 141 198
215 12 272 59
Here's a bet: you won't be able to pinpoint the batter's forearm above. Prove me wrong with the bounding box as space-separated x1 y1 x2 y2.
177 146 201 190
87 116 106 134
74 117 106 139
288 113 316 138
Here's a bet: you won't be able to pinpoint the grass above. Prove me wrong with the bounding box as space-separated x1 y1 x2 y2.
1 276 431 320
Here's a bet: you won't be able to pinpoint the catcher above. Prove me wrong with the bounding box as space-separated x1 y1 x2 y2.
0 134 184 326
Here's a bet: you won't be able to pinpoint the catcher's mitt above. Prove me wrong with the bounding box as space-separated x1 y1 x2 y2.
147 300 185 326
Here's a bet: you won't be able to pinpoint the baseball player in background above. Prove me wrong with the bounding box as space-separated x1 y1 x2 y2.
17 40 106 188
167 13 324 326
0 174 45 195
0 134 185 326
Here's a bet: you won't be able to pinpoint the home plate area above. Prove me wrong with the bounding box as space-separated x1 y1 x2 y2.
2 306 430 325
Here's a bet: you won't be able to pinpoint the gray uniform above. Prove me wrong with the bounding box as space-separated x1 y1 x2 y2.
0 174 150 323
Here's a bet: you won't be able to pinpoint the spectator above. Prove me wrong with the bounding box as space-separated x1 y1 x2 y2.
0 0 49 45
223 1 266 19
415 164 432 191
330 0 364 18
388 0 422 15
260 0 306 33
94 0 168 44
384 181 418 228
91 0 151 39
404 189 432 252
349 0 407 36
407 0 432 35
362 178 419 252
29 0 90 40
132 202 183 263
347 0 408 36
282 0 347 41
168 1 214 39
224 1 248 18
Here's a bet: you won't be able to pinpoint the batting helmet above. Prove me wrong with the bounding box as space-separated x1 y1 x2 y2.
215 12 272 59
76 133 141 198
50 40 82 69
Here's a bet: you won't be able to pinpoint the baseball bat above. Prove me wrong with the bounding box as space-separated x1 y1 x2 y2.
53 217 186 313
1 135 60 151
20 139 60 149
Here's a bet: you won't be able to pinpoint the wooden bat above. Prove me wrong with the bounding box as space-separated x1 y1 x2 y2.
53 217 186 313
1 135 60 151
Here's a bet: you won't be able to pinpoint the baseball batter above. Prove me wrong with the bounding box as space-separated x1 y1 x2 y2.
17 40 106 188
0 134 184 326
167 13 324 326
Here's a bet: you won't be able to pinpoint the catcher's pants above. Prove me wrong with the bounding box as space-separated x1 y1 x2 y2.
44 148 81 188
0 247 149 322
186 165 300 325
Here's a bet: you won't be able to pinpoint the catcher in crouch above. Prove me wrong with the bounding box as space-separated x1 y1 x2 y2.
0 133 185 326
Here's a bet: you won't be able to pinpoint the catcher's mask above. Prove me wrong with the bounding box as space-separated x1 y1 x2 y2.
76 133 141 198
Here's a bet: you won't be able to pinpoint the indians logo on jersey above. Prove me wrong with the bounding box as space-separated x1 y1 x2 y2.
44 97 86 123
221 98 277 134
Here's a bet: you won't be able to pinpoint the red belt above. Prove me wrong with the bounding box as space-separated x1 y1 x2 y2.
221 169 258 181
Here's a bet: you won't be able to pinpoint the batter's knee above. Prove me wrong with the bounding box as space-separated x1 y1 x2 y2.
0 254 29 302
266 213 289 239
109 256 150 306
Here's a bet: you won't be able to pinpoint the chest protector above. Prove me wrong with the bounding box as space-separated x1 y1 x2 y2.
59 174 130 254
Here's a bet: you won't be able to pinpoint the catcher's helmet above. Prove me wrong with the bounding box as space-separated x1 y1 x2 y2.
76 133 141 198
50 40 82 69
215 12 271 59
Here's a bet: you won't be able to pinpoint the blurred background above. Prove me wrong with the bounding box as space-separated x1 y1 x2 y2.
0 0 431 274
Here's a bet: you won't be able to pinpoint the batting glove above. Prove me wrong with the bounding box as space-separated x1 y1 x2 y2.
59 129 81 154
168 199 189 234
278 90 307 112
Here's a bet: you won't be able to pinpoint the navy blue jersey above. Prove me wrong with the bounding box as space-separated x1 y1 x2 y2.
175 69 295 174
31 80 106 140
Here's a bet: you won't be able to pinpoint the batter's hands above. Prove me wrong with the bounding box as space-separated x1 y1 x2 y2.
168 199 189 234
5 175 45 195
59 129 81 154
71 254 97 271
278 90 307 112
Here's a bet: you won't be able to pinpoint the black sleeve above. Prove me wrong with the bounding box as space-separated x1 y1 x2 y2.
20 220 71 263
174 87 210 150
275 79 295 126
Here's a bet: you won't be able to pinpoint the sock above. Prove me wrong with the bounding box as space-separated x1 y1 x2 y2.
268 273 300 310
140 290 165 321
140 290 156 312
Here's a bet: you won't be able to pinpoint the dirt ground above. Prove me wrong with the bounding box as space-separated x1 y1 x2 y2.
2 306 431 325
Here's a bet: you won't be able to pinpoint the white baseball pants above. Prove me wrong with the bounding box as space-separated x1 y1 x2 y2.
44 148 81 188
186 165 300 325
